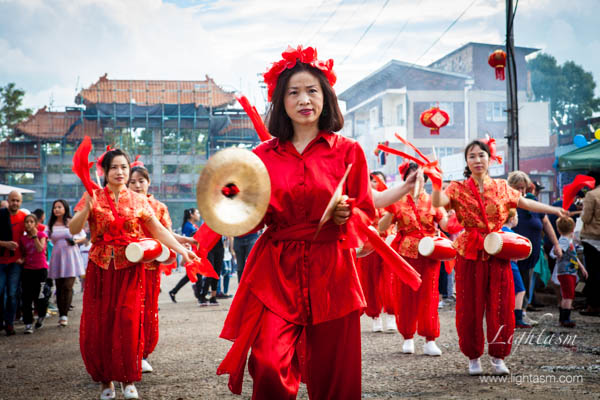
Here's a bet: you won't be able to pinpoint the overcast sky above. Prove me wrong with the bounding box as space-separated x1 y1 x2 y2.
1 0 598 112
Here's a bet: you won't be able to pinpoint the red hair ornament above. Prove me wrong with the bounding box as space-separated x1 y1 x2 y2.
481 134 503 164
96 145 116 177
263 45 336 102
130 155 144 169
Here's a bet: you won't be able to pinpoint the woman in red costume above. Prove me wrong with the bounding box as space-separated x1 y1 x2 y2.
380 163 447 356
69 149 199 400
128 163 197 374
359 171 398 333
216 45 419 400
432 139 567 376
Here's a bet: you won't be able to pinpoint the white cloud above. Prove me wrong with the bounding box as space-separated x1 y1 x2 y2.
0 0 598 114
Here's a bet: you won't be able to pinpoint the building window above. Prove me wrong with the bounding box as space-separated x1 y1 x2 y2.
369 107 379 130
396 104 405 127
434 147 457 159
486 102 507 121
430 102 454 126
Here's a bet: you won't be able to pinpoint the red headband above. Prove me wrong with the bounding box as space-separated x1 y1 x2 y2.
96 145 116 177
263 45 336 102
130 155 144 169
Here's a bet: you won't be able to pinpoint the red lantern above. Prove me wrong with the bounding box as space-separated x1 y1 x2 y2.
420 107 449 135
488 49 507 81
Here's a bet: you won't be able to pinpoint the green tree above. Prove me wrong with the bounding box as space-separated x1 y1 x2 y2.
0 82 33 139
528 53 600 124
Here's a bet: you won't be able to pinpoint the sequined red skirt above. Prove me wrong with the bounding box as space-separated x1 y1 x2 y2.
80 260 145 383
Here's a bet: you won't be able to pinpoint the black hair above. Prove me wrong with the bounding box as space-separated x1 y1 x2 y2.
370 171 386 180
266 62 344 142
33 208 45 222
402 162 429 183
101 149 131 186
181 208 198 232
129 166 151 184
463 139 491 178
49 199 71 234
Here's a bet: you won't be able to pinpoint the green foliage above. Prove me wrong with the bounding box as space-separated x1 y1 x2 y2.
528 53 600 124
0 82 33 139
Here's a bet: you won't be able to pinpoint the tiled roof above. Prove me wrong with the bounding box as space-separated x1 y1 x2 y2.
76 74 236 108
0 140 40 170
15 107 102 141
218 118 256 135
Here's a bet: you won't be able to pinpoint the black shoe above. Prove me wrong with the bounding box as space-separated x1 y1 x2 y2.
198 296 208 307
209 297 219 306
216 293 232 299
168 291 177 303
5 326 15 336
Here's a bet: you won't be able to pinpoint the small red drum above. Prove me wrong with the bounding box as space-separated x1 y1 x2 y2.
125 238 162 263
484 231 532 261
418 236 456 261
161 249 177 265
356 226 378 258
154 243 171 263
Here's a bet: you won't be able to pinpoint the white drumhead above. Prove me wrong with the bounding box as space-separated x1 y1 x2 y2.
418 236 435 257
155 243 170 263
385 234 396 246
125 242 143 263
483 232 502 255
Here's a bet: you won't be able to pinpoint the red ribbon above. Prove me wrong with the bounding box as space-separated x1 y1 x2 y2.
563 175 595 210
130 155 144 168
482 134 503 164
235 95 273 142
72 136 101 197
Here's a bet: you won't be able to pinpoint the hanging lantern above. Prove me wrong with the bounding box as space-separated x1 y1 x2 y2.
488 49 507 81
420 107 449 135
373 140 389 164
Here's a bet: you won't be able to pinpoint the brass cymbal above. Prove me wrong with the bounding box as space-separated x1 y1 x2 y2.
196 147 271 237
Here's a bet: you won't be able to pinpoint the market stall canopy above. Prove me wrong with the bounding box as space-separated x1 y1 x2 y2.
558 141 600 172
0 184 35 195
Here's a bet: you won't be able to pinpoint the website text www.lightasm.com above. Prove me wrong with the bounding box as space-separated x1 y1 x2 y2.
479 374 584 385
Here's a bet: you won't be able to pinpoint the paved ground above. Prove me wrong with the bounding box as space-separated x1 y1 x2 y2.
1 270 599 399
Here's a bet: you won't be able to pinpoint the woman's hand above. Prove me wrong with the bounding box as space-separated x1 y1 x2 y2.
553 243 563 259
554 207 569 219
85 191 97 212
333 195 351 225
182 249 200 265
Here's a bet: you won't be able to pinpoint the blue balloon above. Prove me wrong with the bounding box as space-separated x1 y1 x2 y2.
574 134 588 148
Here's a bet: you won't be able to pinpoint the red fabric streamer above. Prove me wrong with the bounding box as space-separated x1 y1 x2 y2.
185 259 219 281
482 134 503 164
446 213 463 235
351 207 422 291
263 45 336 102
186 223 223 281
130 155 144 169
423 165 442 191
394 133 431 164
235 95 273 142
370 173 387 191
72 136 100 197
377 144 424 166
563 175 596 210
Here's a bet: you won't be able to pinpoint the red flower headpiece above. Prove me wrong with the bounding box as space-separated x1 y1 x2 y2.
263 45 336 102
96 145 116 177
482 134 503 164
130 155 145 169
398 161 410 177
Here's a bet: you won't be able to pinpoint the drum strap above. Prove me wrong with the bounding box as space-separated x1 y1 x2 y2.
467 177 491 234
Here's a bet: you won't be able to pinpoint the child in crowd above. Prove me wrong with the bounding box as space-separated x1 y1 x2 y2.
552 217 588 328
18 214 49 334
502 209 531 329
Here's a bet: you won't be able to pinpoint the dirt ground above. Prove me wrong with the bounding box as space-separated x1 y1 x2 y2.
1 270 599 400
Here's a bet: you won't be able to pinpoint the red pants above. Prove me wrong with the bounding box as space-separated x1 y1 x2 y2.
558 274 576 300
358 254 383 318
143 268 160 359
455 256 515 360
394 256 440 341
80 261 145 383
248 309 361 400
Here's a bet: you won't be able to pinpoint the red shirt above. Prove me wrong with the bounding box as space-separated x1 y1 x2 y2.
444 176 520 260
226 131 375 326
392 192 444 259
0 210 27 264
75 187 155 269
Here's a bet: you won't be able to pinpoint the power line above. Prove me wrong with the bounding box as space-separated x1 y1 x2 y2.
378 0 425 63
411 0 478 66
308 0 346 45
328 0 369 44
340 0 392 65
295 0 329 44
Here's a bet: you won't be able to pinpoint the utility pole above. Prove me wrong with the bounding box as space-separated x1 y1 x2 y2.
506 0 519 171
